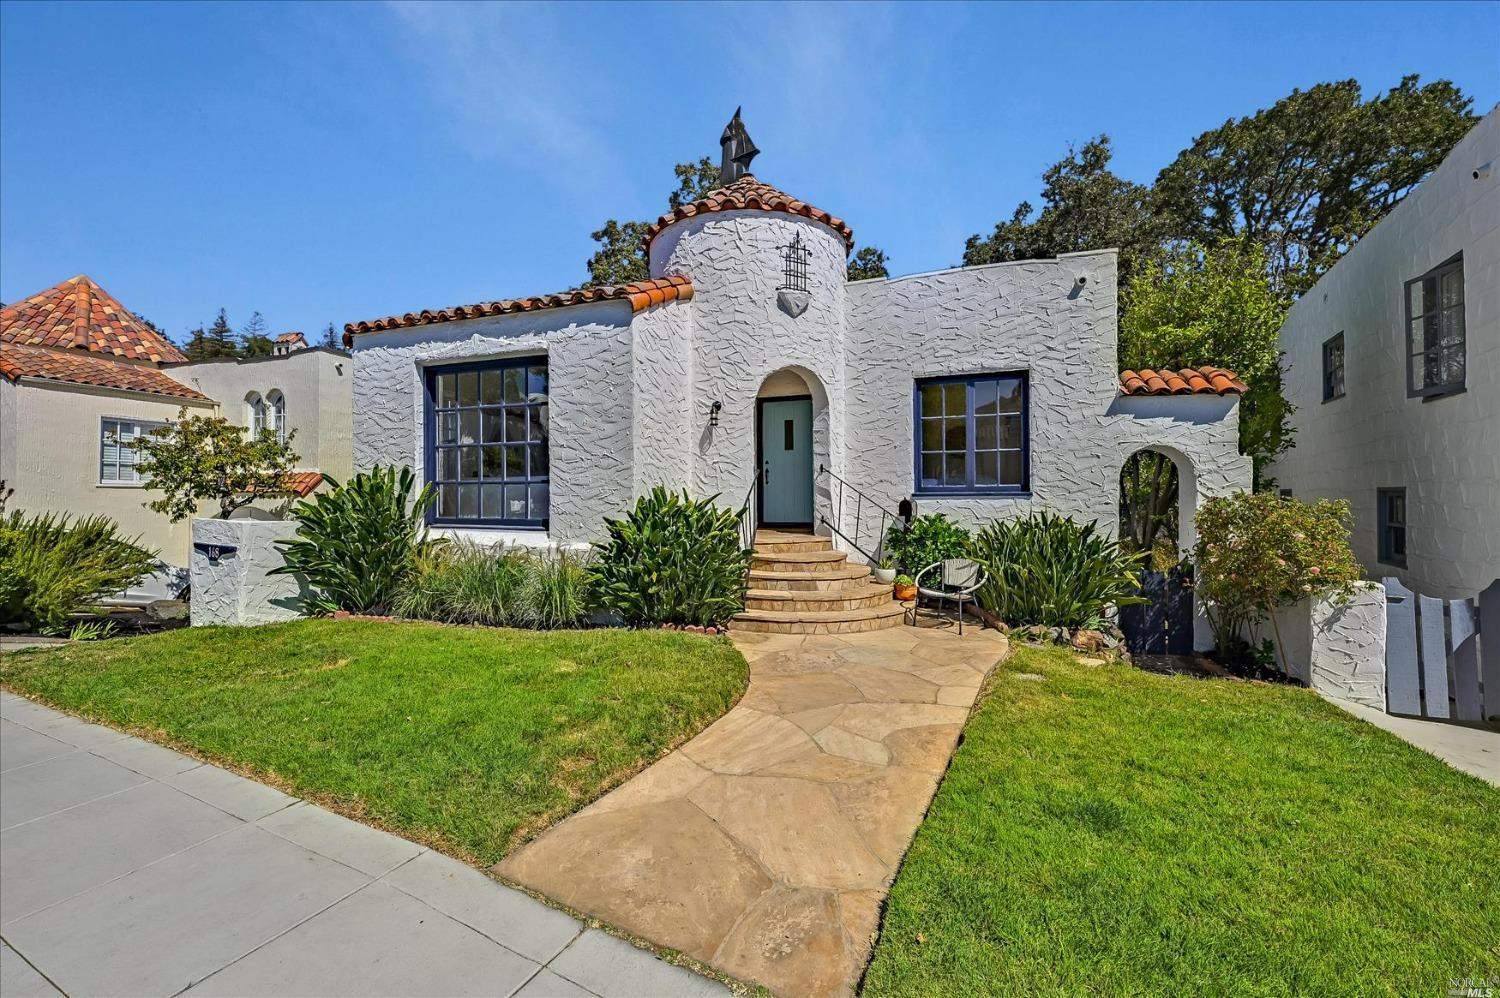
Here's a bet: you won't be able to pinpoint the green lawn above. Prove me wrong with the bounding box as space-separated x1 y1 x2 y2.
863 645 1499 997
0 619 747 865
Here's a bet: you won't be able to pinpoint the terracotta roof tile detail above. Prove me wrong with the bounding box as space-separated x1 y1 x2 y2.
1 275 187 364
275 331 306 345
343 275 693 342
250 471 324 497
642 175 854 252
1118 367 1247 397
0 342 212 401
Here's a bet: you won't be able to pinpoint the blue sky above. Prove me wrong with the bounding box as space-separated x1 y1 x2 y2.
2 1 1497 343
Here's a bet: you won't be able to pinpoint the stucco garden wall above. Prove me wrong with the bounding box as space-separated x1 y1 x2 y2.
349 300 635 545
1270 109 1499 598
189 517 309 626
1245 581 1388 710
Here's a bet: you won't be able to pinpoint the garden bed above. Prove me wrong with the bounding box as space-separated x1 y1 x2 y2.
862 645 1498 995
0 619 748 864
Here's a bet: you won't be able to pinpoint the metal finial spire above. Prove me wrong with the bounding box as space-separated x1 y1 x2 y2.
719 107 759 185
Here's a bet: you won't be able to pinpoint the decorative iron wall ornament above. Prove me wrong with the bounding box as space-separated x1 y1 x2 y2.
719 107 759 185
778 231 812 293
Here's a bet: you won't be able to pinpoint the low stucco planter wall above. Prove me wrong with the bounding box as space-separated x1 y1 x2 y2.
1245 581 1386 710
189 518 310 627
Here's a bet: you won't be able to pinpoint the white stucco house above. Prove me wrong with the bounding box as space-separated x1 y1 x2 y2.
1270 106 1498 599
344 117 1252 643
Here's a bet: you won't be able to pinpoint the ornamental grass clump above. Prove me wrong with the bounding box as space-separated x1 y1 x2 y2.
0 509 156 633
589 487 753 628
972 512 1146 629
393 543 592 629
1193 492 1362 671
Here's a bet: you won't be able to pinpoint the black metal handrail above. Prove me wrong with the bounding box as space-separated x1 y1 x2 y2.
737 475 759 589
815 464 906 566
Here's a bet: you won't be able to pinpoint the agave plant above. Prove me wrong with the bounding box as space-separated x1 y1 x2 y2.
973 512 1147 629
273 465 438 615
590 487 753 628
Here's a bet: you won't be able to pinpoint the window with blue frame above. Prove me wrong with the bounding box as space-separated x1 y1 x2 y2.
426 358 548 527
914 372 1028 494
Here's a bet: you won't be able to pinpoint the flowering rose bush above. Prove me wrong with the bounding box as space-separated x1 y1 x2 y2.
1193 492 1362 669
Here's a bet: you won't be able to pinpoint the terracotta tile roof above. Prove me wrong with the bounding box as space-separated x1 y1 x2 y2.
643 176 854 252
1119 367 1247 396
0 341 212 401
1 274 187 363
274 331 306 345
343 275 693 342
255 471 323 497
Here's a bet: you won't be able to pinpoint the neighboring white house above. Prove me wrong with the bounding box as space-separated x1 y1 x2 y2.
1 275 351 570
1270 107 1499 599
345 116 1252 645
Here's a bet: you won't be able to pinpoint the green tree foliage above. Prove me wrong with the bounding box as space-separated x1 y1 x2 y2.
239 310 274 357
972 512 1146 629
274 465 439 615
883 513 972 574
1193 493 1362 668
206 308 237 357
1121 240 1294 484
1152 76 1475 293
319 322 341 349
585 156 720 287
589 487 753 627
963 136 1156 282
0 510 156 633
847 245 891 281
130 409 300 521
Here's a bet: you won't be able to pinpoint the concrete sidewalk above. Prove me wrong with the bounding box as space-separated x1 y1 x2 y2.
1329 696 1500 786
0 691 725 998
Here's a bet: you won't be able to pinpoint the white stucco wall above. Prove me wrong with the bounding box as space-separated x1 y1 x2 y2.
165 348 353 480
189 517 309 626
1246 582 1387 710
349 301 635 544
1270 108 1499 599
0 378 214 564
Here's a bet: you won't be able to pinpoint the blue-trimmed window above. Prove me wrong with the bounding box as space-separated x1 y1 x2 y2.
425 357 548 528
914 372 1028 494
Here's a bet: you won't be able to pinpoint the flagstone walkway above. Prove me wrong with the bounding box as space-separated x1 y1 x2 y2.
497 623 1009 997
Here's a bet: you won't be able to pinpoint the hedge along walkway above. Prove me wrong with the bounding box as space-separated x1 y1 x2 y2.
497 623 1009 997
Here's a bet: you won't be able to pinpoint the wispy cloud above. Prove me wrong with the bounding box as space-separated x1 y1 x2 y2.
383 1 618 188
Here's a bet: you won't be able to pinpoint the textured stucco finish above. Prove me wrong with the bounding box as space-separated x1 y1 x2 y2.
1270 109 1499 598
1248 582 1387 710
189 517 309 626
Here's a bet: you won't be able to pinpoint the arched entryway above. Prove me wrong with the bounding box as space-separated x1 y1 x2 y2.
1118 446 1199 654
755 367 828 528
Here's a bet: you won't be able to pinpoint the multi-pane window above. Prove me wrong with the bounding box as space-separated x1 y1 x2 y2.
426 358 549 527
267 391 286 445
1322 332 1345 402
1405 255 1465 397
1378 487 1407 567
100 418 161 484
247 393 266 436
915 373 1027 493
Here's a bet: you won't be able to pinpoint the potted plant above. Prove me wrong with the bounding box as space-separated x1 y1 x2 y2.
893 573 917 601
873 555 896 585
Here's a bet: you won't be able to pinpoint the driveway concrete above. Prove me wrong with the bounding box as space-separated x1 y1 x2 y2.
499 623 1009 997
0 691 725 997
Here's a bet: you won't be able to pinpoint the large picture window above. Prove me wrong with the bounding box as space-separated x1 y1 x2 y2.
425 357 549 527
1405 255 1465 398
100 418 162 485
914 372 1028 494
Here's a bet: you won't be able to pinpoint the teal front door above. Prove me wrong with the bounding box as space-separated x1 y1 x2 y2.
759 397 814 525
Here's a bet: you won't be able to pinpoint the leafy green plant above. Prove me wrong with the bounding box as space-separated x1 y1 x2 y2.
393 543 591 629
972 512 1147 629
895 574 915 588
520 548 592 629
884 513 972 574
273 465 438 614
0 510 157 633
590 487 753 628
68 619 118 642
131 408 300 520
1194 492 1362 670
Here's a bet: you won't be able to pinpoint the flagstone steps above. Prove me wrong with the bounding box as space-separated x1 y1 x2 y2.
734 530 903 633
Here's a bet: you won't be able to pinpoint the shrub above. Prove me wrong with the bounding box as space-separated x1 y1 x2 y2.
0 510 156 633
393 543 591 629
973 512 1147 629
884 513 972 574
273 465 437 615
1194 492 1362 668
590 487 753 628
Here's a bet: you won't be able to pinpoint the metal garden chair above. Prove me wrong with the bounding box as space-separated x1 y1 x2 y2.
910 558 987 635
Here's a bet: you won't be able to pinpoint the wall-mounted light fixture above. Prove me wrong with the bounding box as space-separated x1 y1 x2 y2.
709 400 723 427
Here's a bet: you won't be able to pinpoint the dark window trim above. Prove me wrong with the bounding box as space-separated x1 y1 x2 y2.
911 371 1031 497
422 355 549 530
1321 331 1345 403
1404 254 1465 400
1377 486 1407 568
